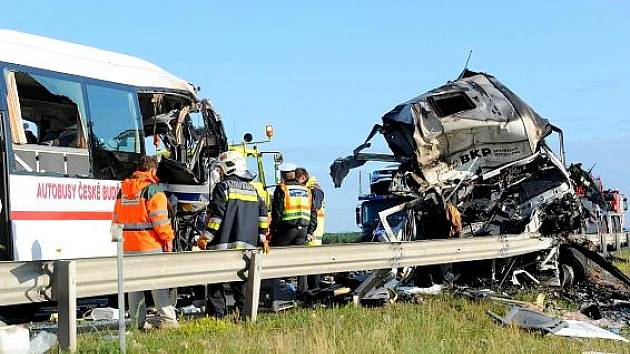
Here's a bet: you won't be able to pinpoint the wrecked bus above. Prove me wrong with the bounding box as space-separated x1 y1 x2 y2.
0 29 226 261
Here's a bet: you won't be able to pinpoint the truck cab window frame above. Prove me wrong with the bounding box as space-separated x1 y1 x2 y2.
428 92 476 118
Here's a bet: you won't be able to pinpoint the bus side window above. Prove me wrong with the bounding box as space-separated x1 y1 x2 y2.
4 71 90 176
85 83 142 179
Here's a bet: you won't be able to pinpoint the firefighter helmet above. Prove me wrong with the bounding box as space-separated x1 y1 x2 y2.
216 151 255 180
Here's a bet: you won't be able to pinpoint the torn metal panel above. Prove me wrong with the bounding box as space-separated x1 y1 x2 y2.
553 320 629 342
330 124 398 188
488 306 567 333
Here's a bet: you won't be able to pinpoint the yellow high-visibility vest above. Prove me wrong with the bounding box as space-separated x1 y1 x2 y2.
279 183 312 223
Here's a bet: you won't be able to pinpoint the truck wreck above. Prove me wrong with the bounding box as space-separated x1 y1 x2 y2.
331 70 628 293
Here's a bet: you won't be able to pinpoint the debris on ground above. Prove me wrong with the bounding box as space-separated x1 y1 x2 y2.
553 320 628 342
28 331 57 354
84 307 119 321
488 306 628 342
488 306 567 333
0 325 29 354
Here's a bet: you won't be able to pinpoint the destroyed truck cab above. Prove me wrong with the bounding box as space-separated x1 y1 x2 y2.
330 69 630 290
332 70 581 241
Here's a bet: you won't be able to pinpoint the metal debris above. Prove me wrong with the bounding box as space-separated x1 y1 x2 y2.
553 320 628 342
488 306 567 333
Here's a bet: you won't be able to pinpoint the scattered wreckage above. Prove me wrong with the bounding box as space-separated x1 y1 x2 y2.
329 70 630 331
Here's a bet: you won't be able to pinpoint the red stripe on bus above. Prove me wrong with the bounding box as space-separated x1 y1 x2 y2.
11 211 114 221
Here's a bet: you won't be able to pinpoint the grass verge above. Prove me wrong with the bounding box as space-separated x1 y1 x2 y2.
322 232 361 244
613 248 630 275
65 247 630 353
69 294 630 354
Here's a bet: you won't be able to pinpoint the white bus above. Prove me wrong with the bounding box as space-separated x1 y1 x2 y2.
0 29 226 261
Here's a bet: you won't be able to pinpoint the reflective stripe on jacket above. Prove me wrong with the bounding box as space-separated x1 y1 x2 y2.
279 183 312 223
113 171 174 252
205 175 268 250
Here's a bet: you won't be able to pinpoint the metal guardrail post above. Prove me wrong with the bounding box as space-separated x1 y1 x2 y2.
242 250 262 322
615 233 621 252
55 260 77 353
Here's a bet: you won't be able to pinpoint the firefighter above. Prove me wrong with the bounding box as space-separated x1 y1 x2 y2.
295 167 325 292
196 151 269 317
112 156 178 329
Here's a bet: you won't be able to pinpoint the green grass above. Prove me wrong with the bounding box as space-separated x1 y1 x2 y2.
613 248 630 275
67 295 630 354
322 232 361 244
64 247 630 353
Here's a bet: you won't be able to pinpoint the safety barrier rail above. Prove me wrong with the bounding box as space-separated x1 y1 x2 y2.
0 232 624 352
569 232 629 253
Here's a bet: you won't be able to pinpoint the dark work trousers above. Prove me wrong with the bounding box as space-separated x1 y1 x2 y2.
270 226 307 247
206 281 246 318
271 226 308 294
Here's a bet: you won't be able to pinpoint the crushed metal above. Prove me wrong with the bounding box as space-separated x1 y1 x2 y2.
326 69 629 338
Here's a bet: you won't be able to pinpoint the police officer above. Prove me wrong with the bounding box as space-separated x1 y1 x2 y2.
295 168 325 246
295 167 325 291
270 163 317 295
197 151 269 317
270 163 317 247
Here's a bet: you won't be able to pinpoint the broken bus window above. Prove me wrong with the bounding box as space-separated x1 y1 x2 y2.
6 70 90 176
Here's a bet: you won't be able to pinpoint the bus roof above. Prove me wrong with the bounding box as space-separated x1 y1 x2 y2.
0 29 196 95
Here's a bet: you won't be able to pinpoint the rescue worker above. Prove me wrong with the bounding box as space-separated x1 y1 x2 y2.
196 151 269 317
112 156 178 329
270 163 317 246
270 162 317 294
295 167 325 292
295 168 325 246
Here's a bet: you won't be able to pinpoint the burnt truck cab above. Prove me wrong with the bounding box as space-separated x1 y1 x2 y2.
332 70 579 241
331 69 628 289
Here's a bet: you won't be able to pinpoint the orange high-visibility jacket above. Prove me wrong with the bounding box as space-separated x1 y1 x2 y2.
113 171 174 252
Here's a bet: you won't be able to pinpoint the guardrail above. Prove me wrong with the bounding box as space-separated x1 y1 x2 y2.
569 233 629 254
0 232 622 352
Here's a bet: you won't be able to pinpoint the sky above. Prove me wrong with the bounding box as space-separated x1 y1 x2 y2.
3 1 630 231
